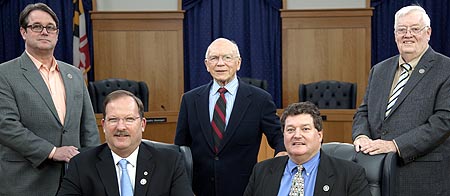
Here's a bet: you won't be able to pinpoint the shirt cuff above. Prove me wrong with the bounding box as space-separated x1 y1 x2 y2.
48 147 56 159
392 139 401 157
354 135 369 141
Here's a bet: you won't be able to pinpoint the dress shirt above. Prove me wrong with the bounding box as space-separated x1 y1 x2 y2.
26 50 66 124
112 146 139 193
278 151 320 196
209 76 239 129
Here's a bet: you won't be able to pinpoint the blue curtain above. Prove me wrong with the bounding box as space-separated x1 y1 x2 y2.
183 0 282 107
0 0 95 80
371 0 450 66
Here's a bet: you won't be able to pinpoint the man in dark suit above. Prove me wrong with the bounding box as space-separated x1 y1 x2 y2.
0 3 100 195
175 38 286 196
353 5 450 196
244 102 370 196
58 90 193 196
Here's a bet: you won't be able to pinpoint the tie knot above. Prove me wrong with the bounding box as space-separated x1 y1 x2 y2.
401 63 412 71
218 87 227 94
119 159 128 169
292 165 303 174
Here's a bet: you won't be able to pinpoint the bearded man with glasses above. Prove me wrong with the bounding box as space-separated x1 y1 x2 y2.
0 3 100 195
352 5 450 195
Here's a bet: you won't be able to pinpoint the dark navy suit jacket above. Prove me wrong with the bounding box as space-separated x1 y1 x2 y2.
57 143 193 196
175 79 285 196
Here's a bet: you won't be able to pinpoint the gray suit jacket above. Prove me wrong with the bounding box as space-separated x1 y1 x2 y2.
353 47 450 196
244 151 371 196
0 52 100 196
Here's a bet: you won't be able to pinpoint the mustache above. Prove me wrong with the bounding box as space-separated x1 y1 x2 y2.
114 130 130 137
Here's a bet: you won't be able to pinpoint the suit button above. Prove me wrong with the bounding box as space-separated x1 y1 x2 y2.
214 156 219 161
382 131 387 135
210 177 215 181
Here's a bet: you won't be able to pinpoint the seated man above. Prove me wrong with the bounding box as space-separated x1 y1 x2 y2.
244 102 370 196
58 90 193 196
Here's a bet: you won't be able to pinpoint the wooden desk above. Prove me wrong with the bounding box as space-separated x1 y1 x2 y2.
95 111 179 143
258 109 355 161
95 109 355 162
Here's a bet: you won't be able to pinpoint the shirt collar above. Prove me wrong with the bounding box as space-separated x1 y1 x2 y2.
111 146 140 168
25 50 59 71
211 76 239 96
398 45 429 70
287 151 321 175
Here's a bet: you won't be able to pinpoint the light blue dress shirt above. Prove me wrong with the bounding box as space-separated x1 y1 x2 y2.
277 151 320 196
209 76 239 130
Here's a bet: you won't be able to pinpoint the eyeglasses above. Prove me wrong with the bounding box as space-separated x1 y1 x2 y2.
206 55 237 64
26 24 58 33
105 116 141 126
395 26 428 36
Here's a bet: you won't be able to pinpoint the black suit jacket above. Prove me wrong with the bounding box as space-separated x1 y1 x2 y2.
174 79 285 196
244 151 371 196
57 143 193 196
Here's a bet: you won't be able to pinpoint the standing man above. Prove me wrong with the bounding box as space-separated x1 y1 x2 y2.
245 102 370 196
353 5 450 196
175 38 286 196
0 3 100 196
58 90 193 196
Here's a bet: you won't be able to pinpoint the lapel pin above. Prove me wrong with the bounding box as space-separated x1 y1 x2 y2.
323 185 330 192
419 69 425 74
67 73 73 79
140 178 147 185
144 171 148 176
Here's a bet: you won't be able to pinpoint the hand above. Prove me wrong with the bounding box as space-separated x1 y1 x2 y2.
353 136 372 152
359 139 397 155
275 151 288 157
52 146 80 163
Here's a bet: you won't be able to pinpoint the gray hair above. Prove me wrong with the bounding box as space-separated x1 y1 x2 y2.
394 5 431 29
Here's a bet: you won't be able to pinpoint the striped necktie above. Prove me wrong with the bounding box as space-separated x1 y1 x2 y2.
289 165 304 196
385 63 412 117
211 87 227 153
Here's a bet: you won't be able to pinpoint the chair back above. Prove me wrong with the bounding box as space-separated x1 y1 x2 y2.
298 80 356 109
240 77 268 91
141 139 193 184
88 78 149 113
322 142 397 196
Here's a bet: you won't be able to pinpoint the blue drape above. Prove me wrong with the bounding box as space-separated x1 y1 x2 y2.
183 0 282 107
0 0 94 80
371 0 450 66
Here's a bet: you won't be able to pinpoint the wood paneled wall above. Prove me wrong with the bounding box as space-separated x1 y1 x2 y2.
91 11 184 112
281 9 372 108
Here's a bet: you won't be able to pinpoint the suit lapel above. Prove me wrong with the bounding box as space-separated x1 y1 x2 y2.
58 62 76 125
218 81 251 152
314 153 335 196
265 156 288 196
386 48 435 119
379 57 399 121
96 145 120 196
196 82 216 152
19 53 61 124
134 143 154 195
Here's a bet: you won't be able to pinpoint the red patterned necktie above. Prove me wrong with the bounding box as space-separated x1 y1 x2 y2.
211 87 227 153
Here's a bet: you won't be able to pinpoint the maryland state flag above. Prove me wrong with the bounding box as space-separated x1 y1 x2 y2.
73 0 91 81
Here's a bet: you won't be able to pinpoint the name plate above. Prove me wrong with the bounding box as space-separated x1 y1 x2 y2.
146 117 167 123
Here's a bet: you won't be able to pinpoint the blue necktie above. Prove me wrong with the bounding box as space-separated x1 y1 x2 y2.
119 159 133 196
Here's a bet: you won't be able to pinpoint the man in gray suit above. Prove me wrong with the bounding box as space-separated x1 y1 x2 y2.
353 5 450 196
0 3 100 196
